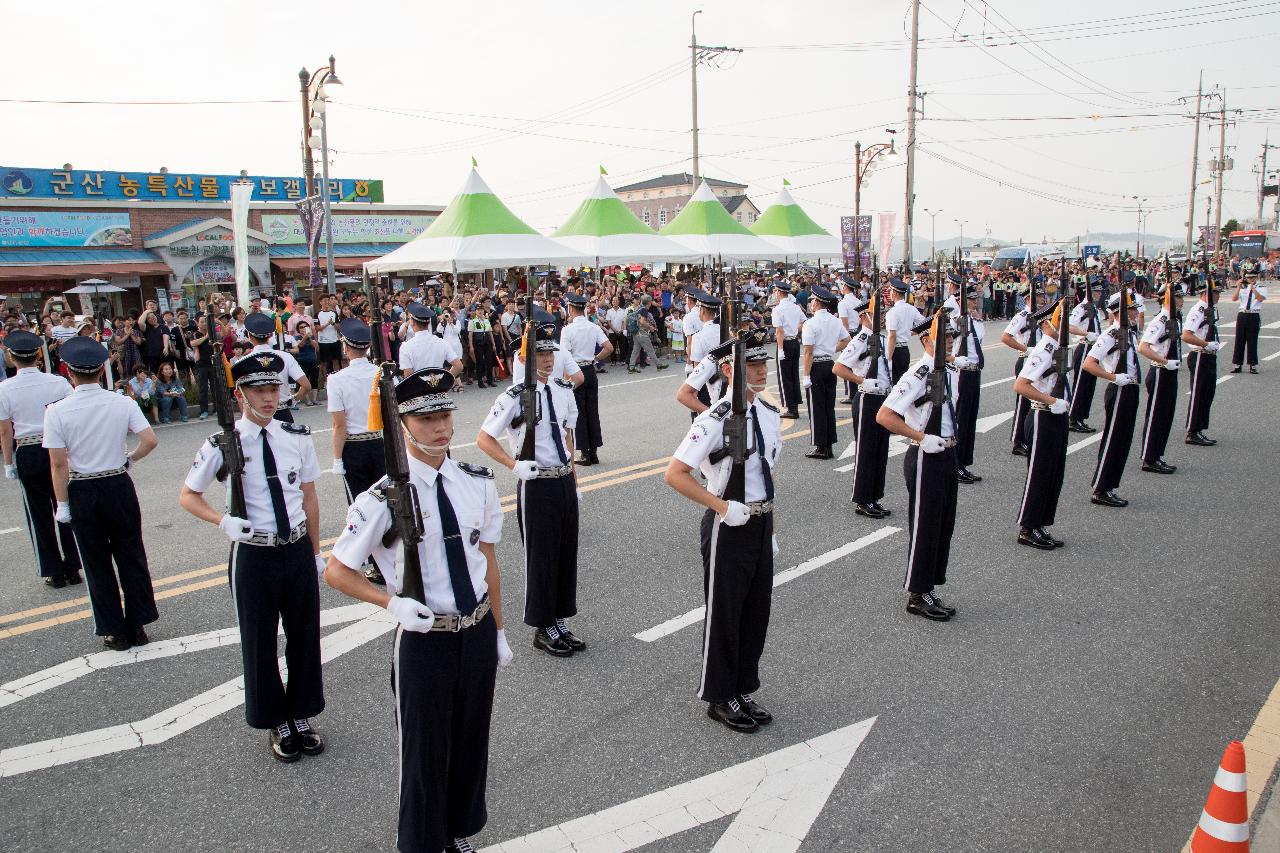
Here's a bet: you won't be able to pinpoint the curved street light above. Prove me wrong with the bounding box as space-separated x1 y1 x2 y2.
298 56 343 295
852 130 898 279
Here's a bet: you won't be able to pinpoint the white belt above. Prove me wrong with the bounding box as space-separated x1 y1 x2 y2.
536 465 574 479
910 437 956 448
69 466 127 481
783 336 798 341
1238 310 1259 314
575 360 595 367
245 522 309 547
345 430 383 442
15 434 43 447
430 597 491 632
745 500 774 516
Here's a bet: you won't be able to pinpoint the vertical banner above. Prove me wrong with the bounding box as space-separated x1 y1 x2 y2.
296 195 326 292
877 212 897 265
840 217 856 268
230 180 254 308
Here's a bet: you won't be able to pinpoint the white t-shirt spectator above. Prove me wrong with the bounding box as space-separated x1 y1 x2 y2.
316 310 339 344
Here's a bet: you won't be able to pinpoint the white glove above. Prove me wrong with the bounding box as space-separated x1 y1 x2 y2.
331 459 345 476
777 350 786 362
801 375 812 390
576 488 583 504
315 554 327 579
863 377 889 393
721 500 751 527
1205 341 1221 354
4 463 16 480
512 460 538 482
1049 397 1069 415
1114 373 1135 387
386 595 435 633
1086 332 1099 343
496 628 514 668
952 355 974 369
1164 359 1180 370
920 434 947 454
219 514 253 543
772 534 780 557
55 501 71 523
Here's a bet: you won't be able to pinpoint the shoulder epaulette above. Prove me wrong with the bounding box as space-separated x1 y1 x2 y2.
757 398 779 413
280 421 310 435
206 433 221 447
1044 340 1057 352
369 476 391 501
707 399 732 420
505 385 522 399
1107 328 1121 340
553 377 574 389
457 461 495 479
914 364 930 379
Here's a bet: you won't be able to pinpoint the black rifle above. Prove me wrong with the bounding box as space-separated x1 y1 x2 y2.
710 324 748 503
867 256 883 381
955 248 970 359
923 309 948 436
1165 256 1182 364
1117 269 1132 378
1026 273 1039 349
517 279 540 465
1052 259 1072 400
366 272 427 604
1203 258 1219 343
205 303 246 519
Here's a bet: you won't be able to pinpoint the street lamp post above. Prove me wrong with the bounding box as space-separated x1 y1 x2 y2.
923 208 942 266
298 57 343 296
853 131 898 282
1132 195 1148 259
954 219 969 250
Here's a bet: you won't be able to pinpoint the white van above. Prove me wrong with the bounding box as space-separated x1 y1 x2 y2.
991 244 1065 271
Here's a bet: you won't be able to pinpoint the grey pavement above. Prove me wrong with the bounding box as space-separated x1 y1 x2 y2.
1 299 1278 852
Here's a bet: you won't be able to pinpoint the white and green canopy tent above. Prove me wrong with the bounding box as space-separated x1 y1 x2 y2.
750 185 841 259
364 169 588 274
659 181 781 262
552 174 702 264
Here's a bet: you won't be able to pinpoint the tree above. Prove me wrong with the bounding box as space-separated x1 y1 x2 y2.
1220 218 1241 244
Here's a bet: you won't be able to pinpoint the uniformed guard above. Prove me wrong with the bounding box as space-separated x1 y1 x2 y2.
876 313 960 622
466 303 499 388
948 283 985 484
1067 277 1104 433
399 302 463 377
664 327 781 733
0 330 81 587
833 295 894 518
1182 274 1221 446
560 293 613 466
180 351 326 762
1083 290 1142 508
837 276 861 404
42 337 159 650
1137 283 1183 474
509 310 583 388
770 280 805 418
1230 271 1267 373
326 318 388 582
687 289 725 413
1000 285 1037 455
681 285 705 373
800 284 849 459
884 277 921 383
477 322 584 657
325 367 509 853
1012 299 1071 550
676 333 728 416
244 311 310 423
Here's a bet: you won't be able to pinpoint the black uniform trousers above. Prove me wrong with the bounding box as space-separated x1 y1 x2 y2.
472 338 495 385
515 474 579 628
68 473 156 637
1140 367 1178 464
1233 312 1261 366
698 508 773 704
1017 409 1068 530
228 536 324 728
572 364 604 451
891 345 911 384
340 438 387 504
954 369 981 469
1186 351 1218 434
392 615 497 853
850 391 890 505
903 446 958 594
1010 356 1030 448
15 444 80 579
777 339 801 412
809 360 838 449
1091 382 1139 494
1068 342 1097 423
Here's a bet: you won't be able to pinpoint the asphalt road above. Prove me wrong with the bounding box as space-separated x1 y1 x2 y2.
2 298 1278 852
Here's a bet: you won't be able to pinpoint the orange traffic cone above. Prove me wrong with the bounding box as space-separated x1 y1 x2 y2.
1191 741 1250 852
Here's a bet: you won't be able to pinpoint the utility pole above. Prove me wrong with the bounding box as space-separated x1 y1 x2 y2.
1213 92 1228 255
689 12 740 186
1256 130 1277 222
1184 72 1203 256
902 0 922 271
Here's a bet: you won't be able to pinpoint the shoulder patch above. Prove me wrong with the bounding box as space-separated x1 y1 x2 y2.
457 461 495 479
757 398 779 413
280 421 310 435
505 385 522 399
369 476 391 501
1107 328 1121 340
914 364 930 379
708 399 732 420
553 377 574 389
207 433 221 447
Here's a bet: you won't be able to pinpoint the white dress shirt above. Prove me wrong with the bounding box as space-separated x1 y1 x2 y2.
1018 336 1062 396
509 349 581 385
800 309 850 360
43 384 151 474
325 357 380 434
481 380 578 467
688 322 721 367
0 368 72 438
771 295 806 338
559 316 609 363
883 358 958 437
673 398 782 502
1087 323 1142 382
887 299 923 345
398 330 461 373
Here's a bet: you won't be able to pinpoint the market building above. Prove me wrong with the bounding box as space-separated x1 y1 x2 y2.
614 173 761 230
0 165 442 319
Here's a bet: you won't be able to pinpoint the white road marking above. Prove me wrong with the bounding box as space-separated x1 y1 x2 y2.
834 435 909 473
1263 320 1280 330
486 716 878 853
838 438 857 460
1067 433 1104 455
981 376 1014 388
599 372 683 390
1265 350 1280 362
0 527 21 536
974 410 1015 433
1217 375 1234 385
0 604 378 710
634 528 900 642
0 608 395 777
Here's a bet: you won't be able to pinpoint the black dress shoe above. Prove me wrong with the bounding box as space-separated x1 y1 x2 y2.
103 634 131 651
906 592 951 621
738 694 773 725
838 397 853 405
963 469 983 482
1250 367 1259 374
130 626 150 646
804 447 833 460
66 571 82 585
533 628 574 657
364 565 387 585
1018 528 1056 550
923 590 956 616
588 451 600 466
1185 433 1214 447
781 410 800 419
1141 459 1176 474
1091 491 1128 507
956 470 977 485
869 501 892 516
576 454 595 466
1036 528 1064 548
855 503 886 519
706 699 759 733
291 719 324 756
557 626 587 652
1067 420 1091 433
44 575 67 589
270 723 301 763
1012 444 1028 457
1231 366 1242 373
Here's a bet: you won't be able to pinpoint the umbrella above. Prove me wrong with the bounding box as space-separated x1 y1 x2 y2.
63 279 126 294
659 181 782 261
365 169 588 274
750 185 841 259
553 174 703 264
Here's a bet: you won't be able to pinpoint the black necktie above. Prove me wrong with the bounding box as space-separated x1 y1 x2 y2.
750 405 775 501
435 475 478 614
260 430 291 537
1245 287 1254 311
972 328 985 368
543 385 568 464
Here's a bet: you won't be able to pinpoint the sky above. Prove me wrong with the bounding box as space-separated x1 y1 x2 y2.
4 0 1279 248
